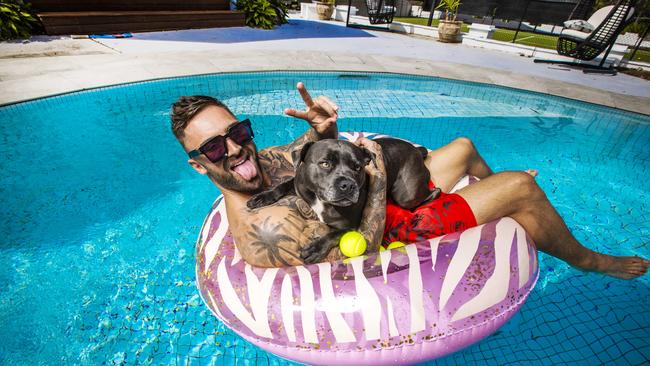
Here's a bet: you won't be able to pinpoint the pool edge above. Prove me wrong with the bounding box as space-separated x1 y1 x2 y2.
1 51 649 115
1 69 649 119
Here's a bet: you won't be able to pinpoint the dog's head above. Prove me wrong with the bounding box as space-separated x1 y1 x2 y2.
292 139 373 207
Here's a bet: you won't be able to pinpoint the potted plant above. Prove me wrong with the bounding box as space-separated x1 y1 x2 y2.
436 0 462 43
315 0 335 20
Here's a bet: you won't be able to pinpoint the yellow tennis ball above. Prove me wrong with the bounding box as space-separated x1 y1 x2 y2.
339 231 367 257
386 241 406 250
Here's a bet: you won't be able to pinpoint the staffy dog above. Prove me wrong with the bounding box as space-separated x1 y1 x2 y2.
247 138 440 263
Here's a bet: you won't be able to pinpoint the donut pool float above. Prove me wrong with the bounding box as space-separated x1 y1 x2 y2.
195 132 539 365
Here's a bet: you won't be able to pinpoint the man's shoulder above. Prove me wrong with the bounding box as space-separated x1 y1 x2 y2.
258 147 295 185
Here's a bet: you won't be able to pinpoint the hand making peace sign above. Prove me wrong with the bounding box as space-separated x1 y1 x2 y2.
284 82 339 136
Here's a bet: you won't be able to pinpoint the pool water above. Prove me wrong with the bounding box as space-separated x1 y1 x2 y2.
0 72 648 365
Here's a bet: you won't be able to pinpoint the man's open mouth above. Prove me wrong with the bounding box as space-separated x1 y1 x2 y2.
230 155 258 181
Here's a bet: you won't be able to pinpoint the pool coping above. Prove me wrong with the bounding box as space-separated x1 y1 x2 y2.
1 50 649 115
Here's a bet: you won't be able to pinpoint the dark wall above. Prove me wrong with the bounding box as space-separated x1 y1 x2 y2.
30 0 231 12
425 0 586 25
305 0 590 25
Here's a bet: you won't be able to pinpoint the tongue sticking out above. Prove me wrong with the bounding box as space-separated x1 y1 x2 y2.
233 159 257 181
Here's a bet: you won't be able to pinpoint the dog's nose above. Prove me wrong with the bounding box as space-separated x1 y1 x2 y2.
337 178 356 193
339 181 351 192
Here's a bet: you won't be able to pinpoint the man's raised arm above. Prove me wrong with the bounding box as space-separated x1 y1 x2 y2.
284 82 339 143
258 82 339 183
355 138 387 252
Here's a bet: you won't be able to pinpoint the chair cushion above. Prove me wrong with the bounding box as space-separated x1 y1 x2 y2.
563 19 594 33
586 5 634 29
560 28 590 40
587 5 614 28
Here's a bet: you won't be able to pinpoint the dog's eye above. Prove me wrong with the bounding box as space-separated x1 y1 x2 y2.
319 161 331 169
354 164 361 171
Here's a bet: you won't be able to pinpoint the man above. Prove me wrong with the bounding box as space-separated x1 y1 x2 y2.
171 83 649 279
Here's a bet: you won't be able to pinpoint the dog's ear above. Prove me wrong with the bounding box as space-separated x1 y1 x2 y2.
361 147 375 167
291 142 314 169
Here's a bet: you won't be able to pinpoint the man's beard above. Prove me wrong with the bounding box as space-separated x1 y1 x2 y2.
207 144 264 194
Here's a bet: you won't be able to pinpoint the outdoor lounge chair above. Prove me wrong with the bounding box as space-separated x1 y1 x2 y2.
534 0 636 74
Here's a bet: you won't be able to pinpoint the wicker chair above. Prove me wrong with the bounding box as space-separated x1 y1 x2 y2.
534 0 636 74
366 0 397 24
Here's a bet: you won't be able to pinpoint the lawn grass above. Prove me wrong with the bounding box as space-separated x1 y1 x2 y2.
393 17 650 63
491 29 558 50
625 48 650 62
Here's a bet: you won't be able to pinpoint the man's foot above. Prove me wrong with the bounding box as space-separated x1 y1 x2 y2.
525 169 538 177
591 254 650 280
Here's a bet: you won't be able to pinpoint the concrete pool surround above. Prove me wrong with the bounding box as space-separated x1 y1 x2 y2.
1 18 649 114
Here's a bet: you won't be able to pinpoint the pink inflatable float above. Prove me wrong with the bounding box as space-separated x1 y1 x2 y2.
195 132 539 365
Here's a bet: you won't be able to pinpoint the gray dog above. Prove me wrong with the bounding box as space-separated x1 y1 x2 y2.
247 138 440 263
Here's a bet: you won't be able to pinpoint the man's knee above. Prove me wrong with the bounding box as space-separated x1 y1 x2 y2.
507 171 541 199
452 137 477 157
453 137 475 149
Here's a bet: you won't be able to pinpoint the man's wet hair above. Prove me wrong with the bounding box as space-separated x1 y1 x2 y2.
171 95 235 141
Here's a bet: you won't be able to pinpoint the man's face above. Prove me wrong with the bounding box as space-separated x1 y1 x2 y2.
183 105 264 194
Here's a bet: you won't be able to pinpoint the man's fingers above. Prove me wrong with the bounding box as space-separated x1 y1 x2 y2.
356 138 382 154
285 108 308 120
320 96 339 112
314 98 337 117
297 82 314 108
356 137 374 147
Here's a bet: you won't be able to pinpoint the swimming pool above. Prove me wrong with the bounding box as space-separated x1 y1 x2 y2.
0 71 648 365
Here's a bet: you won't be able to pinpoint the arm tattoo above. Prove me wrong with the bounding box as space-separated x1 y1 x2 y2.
246 217 303 267
248 195 319 221
358 173 387 252
242 196 334 267
257 150 295 186
259 126 337 182
257 131 318 186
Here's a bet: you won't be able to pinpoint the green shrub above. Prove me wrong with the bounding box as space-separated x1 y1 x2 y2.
0 0 40 41
625 18 649 35
237 0 278 29
268 0 288 25
436 0 462 21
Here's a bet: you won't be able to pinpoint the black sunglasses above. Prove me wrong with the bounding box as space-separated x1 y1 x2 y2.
188 119 254 163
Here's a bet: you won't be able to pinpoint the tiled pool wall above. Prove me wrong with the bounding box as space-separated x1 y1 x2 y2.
0 71 648 365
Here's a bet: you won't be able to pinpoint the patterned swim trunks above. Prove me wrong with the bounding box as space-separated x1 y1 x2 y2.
383 182 477 245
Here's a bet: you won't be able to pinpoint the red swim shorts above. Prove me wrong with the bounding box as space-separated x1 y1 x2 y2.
383 182 477 245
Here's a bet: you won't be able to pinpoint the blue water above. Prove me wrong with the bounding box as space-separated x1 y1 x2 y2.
0 72 648 365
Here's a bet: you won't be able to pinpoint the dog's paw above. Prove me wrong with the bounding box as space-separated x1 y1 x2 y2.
300 242 329 264
246 192 276 210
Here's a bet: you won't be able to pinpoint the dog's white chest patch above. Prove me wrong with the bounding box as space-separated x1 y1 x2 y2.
310 198 326 222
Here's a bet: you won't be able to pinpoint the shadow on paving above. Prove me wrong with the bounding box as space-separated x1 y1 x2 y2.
131 19 376 44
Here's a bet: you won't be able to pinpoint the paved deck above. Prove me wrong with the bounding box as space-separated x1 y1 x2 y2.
1 18 649 114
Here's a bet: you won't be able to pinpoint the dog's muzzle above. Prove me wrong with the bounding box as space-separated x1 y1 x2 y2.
322 176 360 206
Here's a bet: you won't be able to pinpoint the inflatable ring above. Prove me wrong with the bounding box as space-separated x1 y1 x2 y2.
195 132 539 365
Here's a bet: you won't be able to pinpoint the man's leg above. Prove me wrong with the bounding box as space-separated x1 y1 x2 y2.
456 171 649 279
424 137 494 192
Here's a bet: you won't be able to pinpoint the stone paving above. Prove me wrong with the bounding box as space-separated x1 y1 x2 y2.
0 18 648 114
